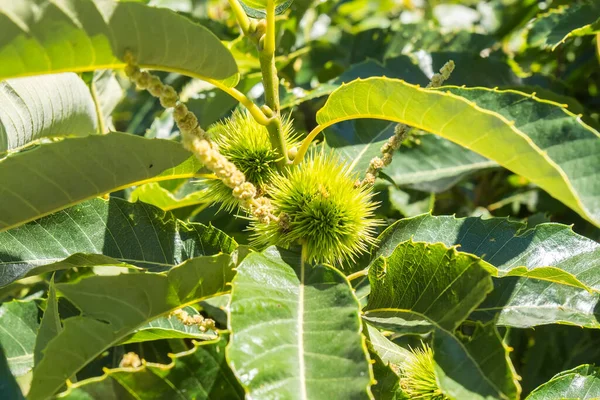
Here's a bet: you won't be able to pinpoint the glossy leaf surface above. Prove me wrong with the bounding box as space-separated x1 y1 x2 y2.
228 247 372 400
0 133 200 232
57 336 244 400
314 80 600 227
28 253 237 400
0 0 239 85
0 197 236 287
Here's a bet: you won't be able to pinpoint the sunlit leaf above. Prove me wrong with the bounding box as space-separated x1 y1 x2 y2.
376 214 600 291
366 241 493 331
122 306 215 344
377 214 600 328
28 253 237 400
313 80 600 227
0 73 97 152
130 182 207 212
364 310 520 400
0 300 38 377
228 247 373 399
57 336 244 399
0 133 202 232
526 365 600 399
0 0 239 85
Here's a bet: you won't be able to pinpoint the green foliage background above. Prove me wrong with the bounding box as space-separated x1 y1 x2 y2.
1 0 600 399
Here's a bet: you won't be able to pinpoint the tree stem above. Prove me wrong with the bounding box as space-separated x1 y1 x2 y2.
260 0 286 167
228 0 287 167
227 0 252 35
346 269 368 282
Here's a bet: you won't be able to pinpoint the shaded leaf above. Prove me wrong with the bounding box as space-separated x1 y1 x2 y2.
364 310 520 400
0 133 202 232
33 279 60 366
0 300 38 377
0 197 236 287
527 3 600 50
0 0 238 85
57 336 244 400
324 119 496 190
90 70 124 133
387 134 497 193
385 25 496 56
0 344 23 400
0 73 97 152
281 56 428 109
377 214 600 328
228 247 372 399
472 276 600 329
376 214 600 292
313 79 600 226
364 324 410 399
28 253 237 400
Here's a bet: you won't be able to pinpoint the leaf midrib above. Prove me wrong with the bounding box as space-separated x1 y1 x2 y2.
297 256 307 400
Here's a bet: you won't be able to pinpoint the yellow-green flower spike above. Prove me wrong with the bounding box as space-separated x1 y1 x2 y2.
253 154 379 265
400 344 449 400
204 109 297 211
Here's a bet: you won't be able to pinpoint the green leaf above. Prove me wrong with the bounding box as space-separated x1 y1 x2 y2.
280 56 428 110
365 324 410 369
376 214 600 292
366 241 494 331
440 322 520 400
28 253 237 400
33 279 60 366
385 25 496 56
526 365 600 399
386 186 433 217
0 132 202 232
364 324 407 400
0 197 236 287
472 276 600 329
239 0 294 18
0 300 38 377
364 311 520 400
89 70 124 133
56 335 244 400
324 119 496 190
386 134 497 192
281 52 520 111
313 80 600 227
515 325 600 395
228 247 373 399
527 3 600 50
0 0 239 86
0 344 23 400
130 182 207 212
376 214 600 328
0 73 98 152
121 306 215 344
370 358 404 400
